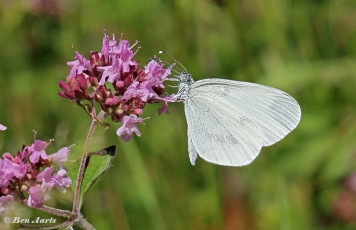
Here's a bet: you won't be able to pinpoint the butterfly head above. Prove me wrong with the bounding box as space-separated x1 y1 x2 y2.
179 72 194 85
176 72 194 100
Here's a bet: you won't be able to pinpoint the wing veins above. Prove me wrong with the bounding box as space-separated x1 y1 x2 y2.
203 100 260 163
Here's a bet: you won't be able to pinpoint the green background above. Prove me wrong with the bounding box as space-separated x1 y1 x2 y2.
0 0 356 229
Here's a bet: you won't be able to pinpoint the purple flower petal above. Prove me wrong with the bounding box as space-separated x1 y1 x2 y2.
122 81 150 102
157 95 178 115
144 60 172 82
97 58 122 85
0 195 14 214
101 35 110 60
116 115 144 142
42 147 71 165
51 169 72 192
75 52 91 70
27 140 50 163
60 33 178 141
36 166 56 190
0 123 6 132
37 167 71 192
105 96 120 107
0 159 27 186
28 186 49 208
67 52 91 78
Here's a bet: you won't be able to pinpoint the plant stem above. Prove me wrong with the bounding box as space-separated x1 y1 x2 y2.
20 220 74 230
75 213 96 230
32 205 74 219
24 200 74 219
23 110 106 229
72 110 105 214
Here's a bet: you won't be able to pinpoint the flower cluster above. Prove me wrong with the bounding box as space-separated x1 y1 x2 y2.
0 135 72 214
59 33 177 141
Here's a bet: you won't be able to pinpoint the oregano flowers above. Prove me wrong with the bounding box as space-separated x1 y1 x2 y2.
0 133 72 213
0 31 177 229
59 33 176 141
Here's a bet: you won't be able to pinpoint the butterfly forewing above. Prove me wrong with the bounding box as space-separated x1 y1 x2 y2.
190 79 301 147
184 96 263 166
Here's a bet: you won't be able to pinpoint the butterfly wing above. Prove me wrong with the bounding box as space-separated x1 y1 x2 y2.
188 135 198 165
189 78 301 147
184 96 263 166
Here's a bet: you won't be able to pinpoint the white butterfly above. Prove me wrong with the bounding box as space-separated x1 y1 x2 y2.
176 72 301 166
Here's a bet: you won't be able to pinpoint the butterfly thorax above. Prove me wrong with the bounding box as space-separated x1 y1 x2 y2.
177 72 194 101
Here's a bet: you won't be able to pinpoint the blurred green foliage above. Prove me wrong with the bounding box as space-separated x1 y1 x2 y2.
0 0 356 229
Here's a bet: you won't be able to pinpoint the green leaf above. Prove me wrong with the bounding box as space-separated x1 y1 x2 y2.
66 145 84 193
79 145 116 208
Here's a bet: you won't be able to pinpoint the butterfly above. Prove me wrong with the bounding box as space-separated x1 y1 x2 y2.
176 72 301 166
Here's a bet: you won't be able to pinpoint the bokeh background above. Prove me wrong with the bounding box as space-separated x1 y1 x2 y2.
1 0 356 229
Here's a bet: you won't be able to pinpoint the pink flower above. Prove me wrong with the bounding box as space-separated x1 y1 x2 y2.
37 167 71 192
122 81 150 102
97 36 138 85
116 40 137 72
144 60 172 83
0 159 27 186
100 34 111 61
59 32 178 141
142 60 174 100
0 195 13 214
97 57 122 85
67 52 91 78
104 96 120 107
58 74 91 100
137 79 161 101
121 60 174 105
157 95 178 115
0 135 72 209
42 147 71 165
28 186 49 208
36 166 56 189
0 124 6 132
116 115 144 142
49 169 72 192
27 140 51 163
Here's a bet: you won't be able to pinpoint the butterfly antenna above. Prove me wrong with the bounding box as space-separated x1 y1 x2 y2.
170 68 181 75
159 51 188 73
151 55 181 76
